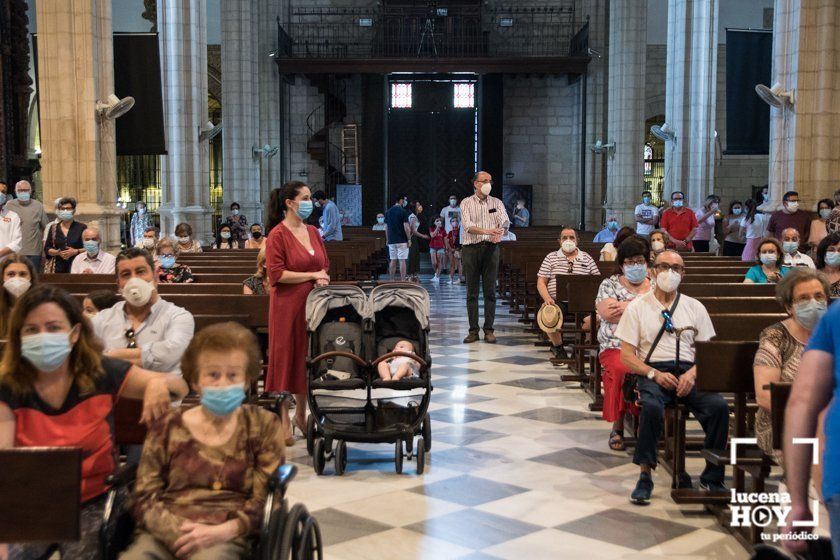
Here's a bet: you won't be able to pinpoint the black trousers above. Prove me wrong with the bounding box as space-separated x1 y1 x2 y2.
632 362 729 484
693 240 710 253
462 242 500 334
723 240 746 257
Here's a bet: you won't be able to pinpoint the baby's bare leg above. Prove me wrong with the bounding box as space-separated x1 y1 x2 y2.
377 361 392 381
391 363 412 380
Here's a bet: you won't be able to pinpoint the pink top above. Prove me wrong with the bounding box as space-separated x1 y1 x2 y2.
693 207 716 241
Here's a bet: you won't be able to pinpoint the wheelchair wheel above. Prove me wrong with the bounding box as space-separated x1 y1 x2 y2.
313 439 326 475
296 515 324 560
277 504 307 560
394 440 403 474
422 413 432 452
306 414 316 456
334 440 347 476
416 439 426 475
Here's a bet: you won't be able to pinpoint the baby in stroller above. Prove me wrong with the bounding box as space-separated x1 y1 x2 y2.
377 340 420 381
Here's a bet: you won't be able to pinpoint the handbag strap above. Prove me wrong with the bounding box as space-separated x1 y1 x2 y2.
644 293 681 364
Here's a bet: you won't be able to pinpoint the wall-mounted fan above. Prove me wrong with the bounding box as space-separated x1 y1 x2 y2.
590 139 616 155
651 122 675 143
755 82 795 108
252 144 279 159
199 120 222 142
95 94 135 120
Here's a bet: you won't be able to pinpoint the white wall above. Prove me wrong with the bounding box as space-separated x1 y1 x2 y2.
647 0 773 44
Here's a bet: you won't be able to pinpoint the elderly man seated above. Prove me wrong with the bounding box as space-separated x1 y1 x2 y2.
781 227 816 269
70 226 116 274
615 249 729 504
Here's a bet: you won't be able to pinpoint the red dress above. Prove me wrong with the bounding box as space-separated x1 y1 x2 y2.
265 223 330 393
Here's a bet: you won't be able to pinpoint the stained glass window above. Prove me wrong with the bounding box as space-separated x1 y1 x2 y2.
391 83 412 108
453 83 475 108
644 144 653 176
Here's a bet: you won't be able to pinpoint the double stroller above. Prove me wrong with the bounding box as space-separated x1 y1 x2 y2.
304 283 432 475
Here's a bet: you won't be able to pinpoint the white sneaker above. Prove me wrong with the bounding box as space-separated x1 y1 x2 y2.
431 275 439 282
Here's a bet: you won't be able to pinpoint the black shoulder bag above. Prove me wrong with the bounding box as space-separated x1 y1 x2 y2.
621 294 681 403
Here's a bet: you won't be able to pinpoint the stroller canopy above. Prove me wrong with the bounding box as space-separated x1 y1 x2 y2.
370 283 430 330
306 284 371 332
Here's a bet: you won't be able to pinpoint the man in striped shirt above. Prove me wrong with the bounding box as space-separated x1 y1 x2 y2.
460 171 509 344
537 228 600 355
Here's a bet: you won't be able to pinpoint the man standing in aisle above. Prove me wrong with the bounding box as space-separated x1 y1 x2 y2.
460 171 508 344
635 190 659 237
6 180 48 272
313 190 343 241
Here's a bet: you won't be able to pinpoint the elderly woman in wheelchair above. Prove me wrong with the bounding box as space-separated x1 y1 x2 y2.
116 322 289 559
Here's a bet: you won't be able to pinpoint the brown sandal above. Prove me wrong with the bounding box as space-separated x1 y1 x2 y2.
609 430 625 451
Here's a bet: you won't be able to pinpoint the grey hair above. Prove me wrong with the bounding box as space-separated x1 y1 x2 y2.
775 267 831 309
650 229 671 245
156 237 179 255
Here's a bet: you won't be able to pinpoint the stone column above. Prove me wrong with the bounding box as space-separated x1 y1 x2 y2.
257 0 282 213
35 0 123 250
221 0 262 226
156 0 212 242
605 0 647 226
767 0 840 207
663 0 719 209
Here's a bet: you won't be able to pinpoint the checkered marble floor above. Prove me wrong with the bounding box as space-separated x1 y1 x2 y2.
285 277 749 559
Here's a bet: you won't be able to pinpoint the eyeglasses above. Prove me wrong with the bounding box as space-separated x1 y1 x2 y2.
124 328 137 349
653 263 684 274
792 294 828 306
624 257 648 266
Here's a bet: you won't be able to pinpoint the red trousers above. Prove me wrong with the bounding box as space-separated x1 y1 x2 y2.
599 348 639 423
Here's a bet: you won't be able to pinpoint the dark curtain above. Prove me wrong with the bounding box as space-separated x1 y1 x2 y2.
480 73 504 185
725 30 772 155
361 74 386 225
113 33 166 155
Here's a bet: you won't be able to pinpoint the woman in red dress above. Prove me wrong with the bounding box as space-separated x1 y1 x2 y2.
265 181 330 441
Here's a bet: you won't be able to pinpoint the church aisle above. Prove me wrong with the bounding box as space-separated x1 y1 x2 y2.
285 279 749 559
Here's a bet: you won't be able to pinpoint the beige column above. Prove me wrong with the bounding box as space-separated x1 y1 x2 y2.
36 0 122 250
768 0 840 207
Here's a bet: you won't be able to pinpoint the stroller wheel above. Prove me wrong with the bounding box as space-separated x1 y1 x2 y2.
313 439 326 475
334 440 347 476
422 413 432 452
394 441 403 474
306 414 316 456
416 439 426 475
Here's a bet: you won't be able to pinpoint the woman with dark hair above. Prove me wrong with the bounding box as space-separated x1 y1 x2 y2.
0 285 188 559
244 223 266 249
213 224 234 249
740 198 770 262
82 289 121 318
809 198 835 254
816 232 840 296
600 226 636 262
596 236 650 450
175 222 202 253
0 254 38 338
406 201 428 282
265 182 330 441
224 202 248 249
723 200 746 257
44 197 87 273
744 237 790 284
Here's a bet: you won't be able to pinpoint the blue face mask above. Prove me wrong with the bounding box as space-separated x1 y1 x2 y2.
607 221 618 231
672 200 684 208
201 385 246 416
826 251 840 267
642 196 651 205
793 299 828 331
21 332 73 372
760 253 778 266
159 255 176 269
377 217 385 224
83 240 99 255
623 263 648 285
17 192 30 202
58 210 74 221
732 208 742 216
782 241 799 254
0 193 7 205
296 200 313 220
820 209 832 219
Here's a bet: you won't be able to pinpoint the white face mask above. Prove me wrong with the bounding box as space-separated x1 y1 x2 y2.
142 238 155 249
4 277 31 298
177 236 190 244
561 240 577 254
652 240 665 253
480 183 492 196
785 201 799 213
656 269 682 293
449 199 457 207
122 277 154 307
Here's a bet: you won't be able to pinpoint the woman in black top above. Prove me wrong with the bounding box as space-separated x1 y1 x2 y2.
44 197 87 273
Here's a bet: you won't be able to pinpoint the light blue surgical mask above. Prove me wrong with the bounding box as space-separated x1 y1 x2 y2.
159 255 176 269
732 208 742 216
607 221 618 231
58 210 74 221
21 332 73 372
820 208 832 219
672 199 684 208
642 196 651 205
826 251 840 267
83 240 99 255
623 263 648 285
220 231 231 239
760 253 778 266
377 216 385 224
793 299 828 331
201 385 246 416
782 241 799 254
17 192 30 202
296 200 314 220
0 193 7 205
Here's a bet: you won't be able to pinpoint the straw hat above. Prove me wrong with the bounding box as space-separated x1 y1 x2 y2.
537 303 563 334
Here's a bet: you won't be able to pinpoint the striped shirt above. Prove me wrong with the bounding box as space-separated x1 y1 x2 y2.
538 249 600 299
459 194 510 245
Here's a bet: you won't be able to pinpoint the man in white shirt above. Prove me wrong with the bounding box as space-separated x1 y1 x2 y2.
0 182 22 263
91 247 195 375
615 250 729 504
781 227 816 269
70 226 116 274
440 195 462 234
5 180 49 271
634 190 659 236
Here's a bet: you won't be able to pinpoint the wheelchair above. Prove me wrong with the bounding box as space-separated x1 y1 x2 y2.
99 463 323 560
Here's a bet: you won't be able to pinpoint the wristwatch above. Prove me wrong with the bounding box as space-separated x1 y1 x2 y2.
646 369 657 380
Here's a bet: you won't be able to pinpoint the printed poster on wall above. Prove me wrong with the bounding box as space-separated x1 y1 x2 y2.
336 184 363 226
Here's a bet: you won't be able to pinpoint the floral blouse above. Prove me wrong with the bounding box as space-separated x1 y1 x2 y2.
131 406 285 550
243 275 267 295
754 322 804 463
176 240 203 253
157 263 194 284
595 274 652 352
225 215 249 248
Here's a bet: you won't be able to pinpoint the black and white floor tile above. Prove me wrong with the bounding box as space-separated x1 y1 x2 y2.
284 277 750 559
